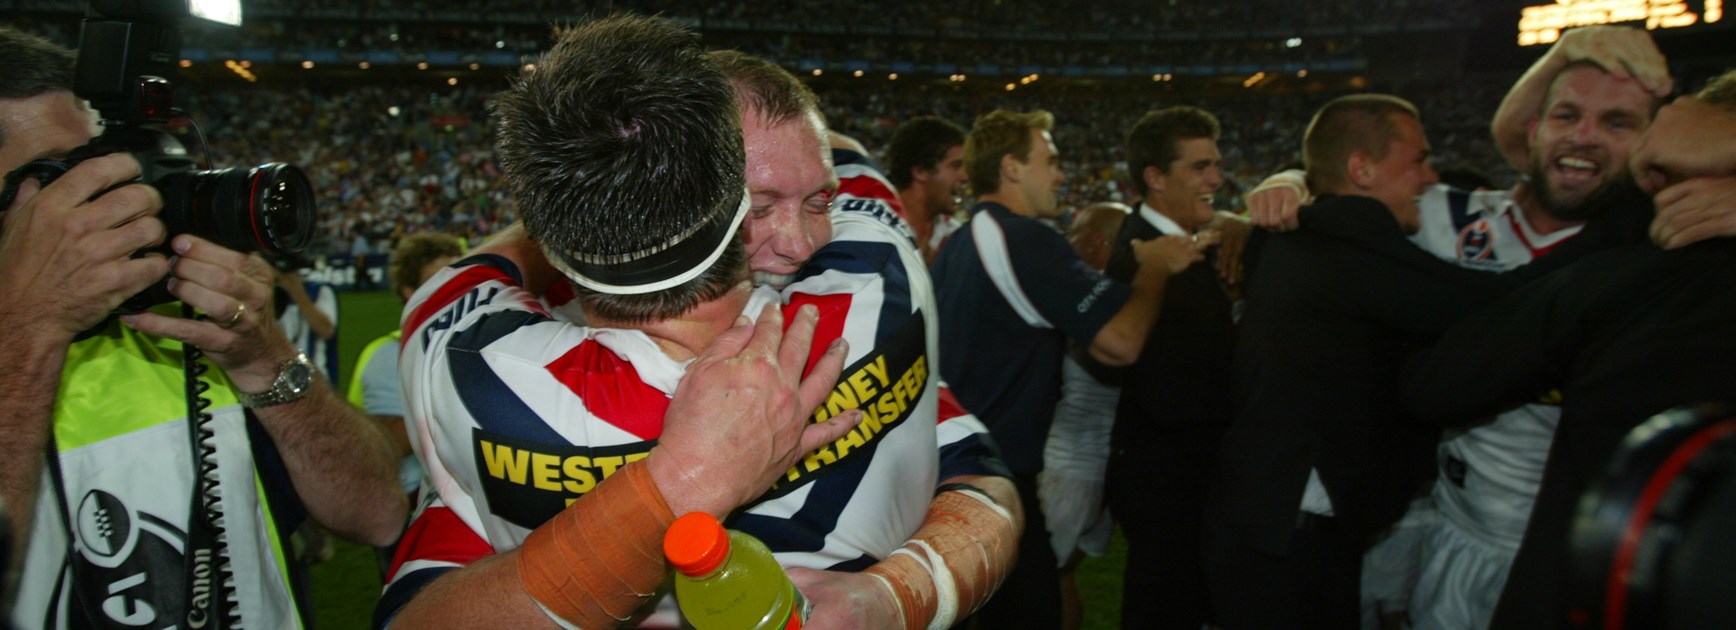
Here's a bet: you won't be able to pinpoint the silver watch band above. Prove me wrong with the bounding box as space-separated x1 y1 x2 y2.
238 353 315 408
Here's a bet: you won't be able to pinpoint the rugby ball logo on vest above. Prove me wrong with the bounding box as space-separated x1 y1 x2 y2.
57 489 190 629
76 490 135 565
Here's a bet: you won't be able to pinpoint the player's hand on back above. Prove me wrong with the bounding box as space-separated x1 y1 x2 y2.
650 303 859 518
1245 170 1307 231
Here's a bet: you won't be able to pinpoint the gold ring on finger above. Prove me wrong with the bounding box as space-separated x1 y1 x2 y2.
221 302 247 328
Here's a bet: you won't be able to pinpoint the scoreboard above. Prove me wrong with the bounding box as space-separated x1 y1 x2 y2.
1518 0 1725 45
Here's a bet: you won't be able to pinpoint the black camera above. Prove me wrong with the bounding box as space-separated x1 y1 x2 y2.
1569 404 1736 629
0 0 315 313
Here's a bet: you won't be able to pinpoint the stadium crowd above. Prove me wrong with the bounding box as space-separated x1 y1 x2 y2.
10 0 1470 77
164 75 1511 262
184 85 512 259
241 0 1472 33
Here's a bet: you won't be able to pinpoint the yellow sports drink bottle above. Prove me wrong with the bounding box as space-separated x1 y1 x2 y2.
664 512 810 630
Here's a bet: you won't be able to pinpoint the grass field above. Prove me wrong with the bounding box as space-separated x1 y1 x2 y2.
310 290 1129 629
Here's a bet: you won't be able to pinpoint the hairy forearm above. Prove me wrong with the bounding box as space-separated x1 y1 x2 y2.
1088 265 1171 367
392 461 676 628
252 382 407 546
0 333 71 568
390 552 563 629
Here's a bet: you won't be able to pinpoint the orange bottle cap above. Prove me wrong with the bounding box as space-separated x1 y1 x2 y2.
665 512 730 577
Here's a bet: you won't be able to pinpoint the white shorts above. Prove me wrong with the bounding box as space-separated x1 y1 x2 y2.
1361 497 1435 628
1408 517 1519 630
1040 356 1118 565
1037 471 1113 563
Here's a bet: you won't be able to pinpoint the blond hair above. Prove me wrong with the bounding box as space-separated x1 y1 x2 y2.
964 109 1055 195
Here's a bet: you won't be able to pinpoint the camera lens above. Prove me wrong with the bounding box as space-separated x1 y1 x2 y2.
167 163 314 256
250 163 315 255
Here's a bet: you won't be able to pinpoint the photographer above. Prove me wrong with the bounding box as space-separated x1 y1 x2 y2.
0 26 405 628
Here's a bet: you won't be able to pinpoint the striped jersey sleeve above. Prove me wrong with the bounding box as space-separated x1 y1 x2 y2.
822 151 1006 484
375 493 493 629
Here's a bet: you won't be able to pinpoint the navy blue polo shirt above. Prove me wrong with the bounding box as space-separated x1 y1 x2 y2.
932 202 1131 476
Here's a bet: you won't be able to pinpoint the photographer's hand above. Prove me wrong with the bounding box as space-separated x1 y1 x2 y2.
0 153 168 337
0 153 167 565
122 235 408 545
122 235 282 385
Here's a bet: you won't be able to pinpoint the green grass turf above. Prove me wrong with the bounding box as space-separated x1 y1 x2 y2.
333 290 406 387
306 290 401 630
310 290 1130 629
1077 532 1128 629
307 540 384 630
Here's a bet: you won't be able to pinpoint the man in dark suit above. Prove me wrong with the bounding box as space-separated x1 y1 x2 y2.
1103 106 1242 629
1202 94 1644 628
1408 70 1736 630
934 109 1206 628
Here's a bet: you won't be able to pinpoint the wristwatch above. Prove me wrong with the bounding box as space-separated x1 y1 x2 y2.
238 353 316 408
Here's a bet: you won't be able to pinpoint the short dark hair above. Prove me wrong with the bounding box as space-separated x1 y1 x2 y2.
0 27 78 150
886 116 966 189
493 14 747 324
1303 94 1420 192
709 50 820 127
1125 106 1221 196
964 109 1054 196
1698 68 1736 108
389 232 465 297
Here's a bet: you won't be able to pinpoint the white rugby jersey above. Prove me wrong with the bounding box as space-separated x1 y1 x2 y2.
1409 185 1580 271
1412 184 1580 547
378 153 999 627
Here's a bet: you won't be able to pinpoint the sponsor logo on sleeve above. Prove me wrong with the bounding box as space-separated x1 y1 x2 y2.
838 196 917 242
420 286 501 350
1076 278 1113 313
758 312 930 502
471 431 653 530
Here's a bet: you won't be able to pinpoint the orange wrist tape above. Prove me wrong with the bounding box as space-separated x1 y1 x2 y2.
517 460 677 629
865 548 937 630
868 486 1018 630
